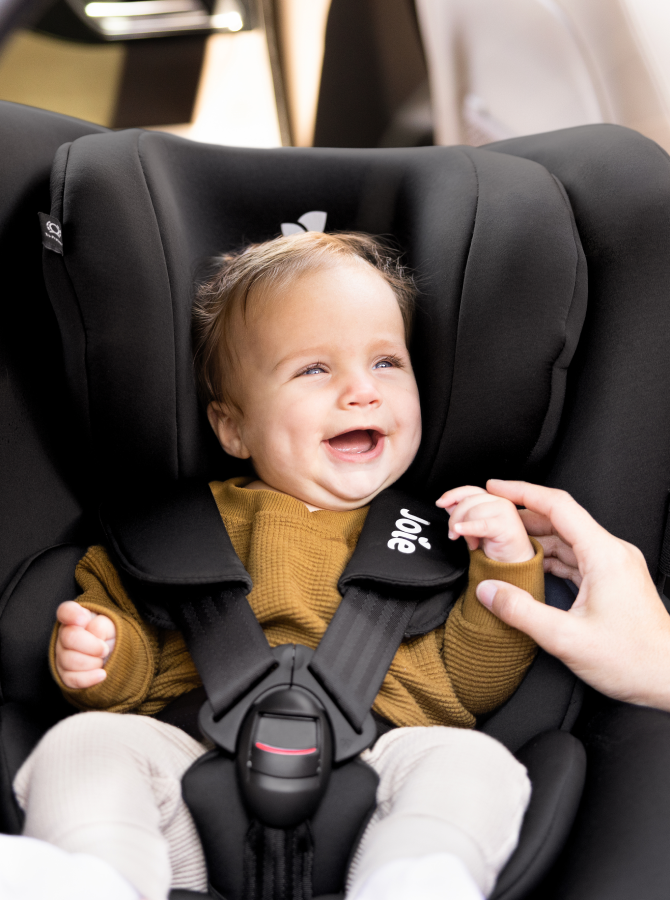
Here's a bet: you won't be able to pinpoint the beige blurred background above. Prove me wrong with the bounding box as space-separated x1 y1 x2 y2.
0 0 331 146
0 0 669 153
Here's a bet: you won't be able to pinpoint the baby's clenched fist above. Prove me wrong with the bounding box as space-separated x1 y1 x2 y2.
55 600 116 689
436 482 535 564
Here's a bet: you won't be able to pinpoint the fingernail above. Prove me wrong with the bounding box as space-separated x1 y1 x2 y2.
477 581 498 608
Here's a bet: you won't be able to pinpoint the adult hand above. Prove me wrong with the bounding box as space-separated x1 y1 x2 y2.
475 480 670 712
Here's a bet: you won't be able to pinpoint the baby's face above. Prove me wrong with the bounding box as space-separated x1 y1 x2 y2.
209 259 422 510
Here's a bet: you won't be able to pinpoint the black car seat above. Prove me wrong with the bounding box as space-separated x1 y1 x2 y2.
1 115 670 899
3 123 588 900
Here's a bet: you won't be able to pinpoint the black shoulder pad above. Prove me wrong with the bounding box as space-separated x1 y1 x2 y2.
341 489 469 638
340 489 469 638
100 480 251 590
340 488 469 596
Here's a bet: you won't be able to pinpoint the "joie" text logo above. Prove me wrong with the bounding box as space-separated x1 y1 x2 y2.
387 509 431 554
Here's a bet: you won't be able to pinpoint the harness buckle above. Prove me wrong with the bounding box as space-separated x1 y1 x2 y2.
198 643 377 764
237 686 332 828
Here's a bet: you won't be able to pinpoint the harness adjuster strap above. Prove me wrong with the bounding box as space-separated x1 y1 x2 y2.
173 585 277 719
309 586 417 732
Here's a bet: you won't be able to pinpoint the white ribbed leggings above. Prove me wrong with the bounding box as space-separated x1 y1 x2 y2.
13 713 530 900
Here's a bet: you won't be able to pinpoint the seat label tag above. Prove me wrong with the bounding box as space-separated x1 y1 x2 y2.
38 212 63 255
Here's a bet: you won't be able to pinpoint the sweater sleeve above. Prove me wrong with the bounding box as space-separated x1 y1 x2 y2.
49 545 161 713
443 537 545 716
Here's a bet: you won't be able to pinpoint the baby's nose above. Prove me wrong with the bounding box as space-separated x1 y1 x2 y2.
342 376 381 407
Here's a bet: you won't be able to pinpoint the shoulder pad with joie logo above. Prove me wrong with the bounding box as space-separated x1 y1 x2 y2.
338 488 469 637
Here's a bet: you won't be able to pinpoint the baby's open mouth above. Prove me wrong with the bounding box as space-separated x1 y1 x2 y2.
326 429 382 456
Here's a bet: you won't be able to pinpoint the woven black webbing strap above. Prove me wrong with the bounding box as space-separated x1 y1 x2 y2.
309 586 417 732
243 821 313 900
173 586 276 718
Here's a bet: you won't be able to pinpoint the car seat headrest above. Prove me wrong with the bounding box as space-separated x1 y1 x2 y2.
43 130 586 497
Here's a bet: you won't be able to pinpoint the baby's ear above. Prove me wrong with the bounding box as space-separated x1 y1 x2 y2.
207 401 251 459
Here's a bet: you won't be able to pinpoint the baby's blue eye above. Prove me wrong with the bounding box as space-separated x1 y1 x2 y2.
374 359 393 369
303 365 326 376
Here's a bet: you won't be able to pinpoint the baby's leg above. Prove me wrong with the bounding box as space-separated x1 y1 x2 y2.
13 712 208 900
347 727 531 899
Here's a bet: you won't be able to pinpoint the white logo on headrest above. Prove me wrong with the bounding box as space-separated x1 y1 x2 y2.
46 220 62 240
281 211 327 236
387 509 431 554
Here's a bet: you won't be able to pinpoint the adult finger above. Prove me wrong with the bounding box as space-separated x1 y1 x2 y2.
518 508 553 536
543 556 582 587
58 624 108 658
476 579 580 660
486 480 607 556
57 601 94 628
534 533 578 568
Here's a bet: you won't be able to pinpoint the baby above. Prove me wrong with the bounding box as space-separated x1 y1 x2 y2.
13 232 544 900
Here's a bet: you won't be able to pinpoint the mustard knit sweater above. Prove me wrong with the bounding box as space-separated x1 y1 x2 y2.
50 478 545 729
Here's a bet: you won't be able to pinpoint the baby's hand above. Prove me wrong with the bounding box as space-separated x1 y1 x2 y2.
436 484 534 563
55 601 116 689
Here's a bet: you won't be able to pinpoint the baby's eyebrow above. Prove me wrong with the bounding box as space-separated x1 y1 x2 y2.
272 348 327 371
273 338 410 372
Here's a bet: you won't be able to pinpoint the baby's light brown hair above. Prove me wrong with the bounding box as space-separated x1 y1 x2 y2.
192 231 417 410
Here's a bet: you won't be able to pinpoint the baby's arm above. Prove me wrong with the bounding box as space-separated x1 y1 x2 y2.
436 483 544 716
50 545 161 712
54 601 116 689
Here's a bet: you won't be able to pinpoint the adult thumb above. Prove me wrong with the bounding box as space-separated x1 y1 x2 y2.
476 580 574 657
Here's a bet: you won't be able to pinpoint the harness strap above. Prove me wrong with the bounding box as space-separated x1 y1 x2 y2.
243 821 313 900
309 587 417 732
173 582 415 749
172 587 276 718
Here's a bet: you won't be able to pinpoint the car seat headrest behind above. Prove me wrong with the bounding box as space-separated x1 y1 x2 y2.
42 130 586 497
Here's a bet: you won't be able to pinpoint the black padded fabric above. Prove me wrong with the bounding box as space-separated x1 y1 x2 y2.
489 125 670 573
101 480 252 589
0 544 81 831
481 575 581 753
481 651 582 755
0 102 106 596
536 702 670 900
0 543 86 710
43 130 586 498
0 703 53 835
492 731 586 900
168 892 208 900
182 750 378 900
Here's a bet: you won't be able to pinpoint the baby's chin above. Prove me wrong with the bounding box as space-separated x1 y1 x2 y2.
294 473 400 512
